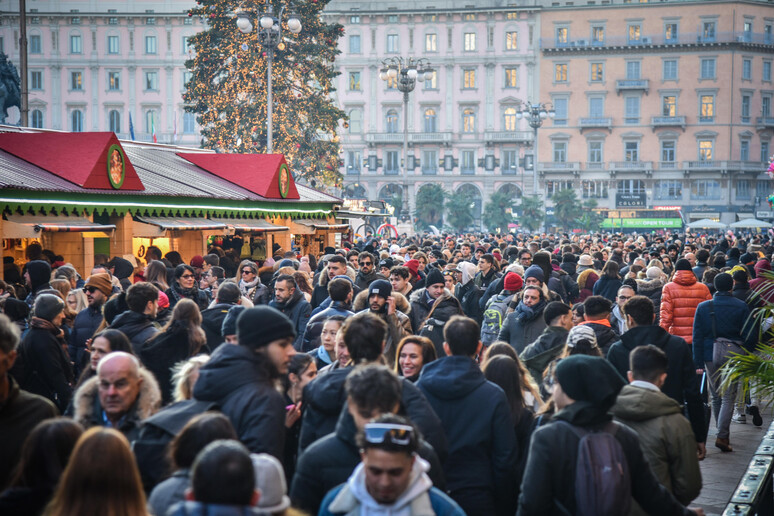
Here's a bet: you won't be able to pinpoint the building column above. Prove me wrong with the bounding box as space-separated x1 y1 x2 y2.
485 63 495 131
90 65 100 130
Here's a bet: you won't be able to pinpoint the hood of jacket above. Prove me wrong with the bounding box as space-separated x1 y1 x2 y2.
417 355 486 400
635 277 665 295
755 259 771 275
352 289 411 314
577 269 598 290
672 269 698 287
620 324 672 352
317 265 357 288
73 367 161 427
560 262 577 276
26 260 52 292
458 261 477 285
192 343 273 402
110 310 155 333
611 384 683 422
110 257 135 280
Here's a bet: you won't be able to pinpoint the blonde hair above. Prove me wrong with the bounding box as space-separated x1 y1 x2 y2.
172 355 210 402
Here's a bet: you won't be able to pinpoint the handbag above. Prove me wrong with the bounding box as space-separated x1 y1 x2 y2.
710 301 745 367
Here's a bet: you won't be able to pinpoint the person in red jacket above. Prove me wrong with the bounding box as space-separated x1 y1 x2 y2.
660 259 711 346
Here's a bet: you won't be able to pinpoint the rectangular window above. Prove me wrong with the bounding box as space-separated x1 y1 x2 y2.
461 150 475 174
145 71 158 90
625 96 640 123
388 15 399 23
692 180 721 200
555 64 568 82
350 15 360 24
743 59 752 80
423 70 437 89
464 32 476 51
662 96 676 117
70 71 82 90
592 26 605 44
547 181 574 198
108 71 120 90
703 21 716 41
700 95 715 122
349 35 361 53
346 151 361 174
741 95 751 122
700 58 716 79
505 31 518 50
758 180 769 197
553 98 568 126
590 63 604 82
462 109 476 132
628 24 641 42
30 71 42 89
422 150 437 174
625 141 639 162
348 72 361 91
766 24 773 44
502 150 518 173
107 35 119 54
556 27 568 45
553 142 567 163
588 141 603 163
145 35 157 54
425 33 437 52
661 140 676 163
655 180 682 200
626 61 641 80
763 142 771 163
764 96 772 117
30 34 41 54
70 35 82 53
740 140 750 161
764 61 772 82
385 151 399 174
699 140 713 161
504 68 518 88
664 23 678 41
582 180 609 198
386 34 398 53
463 69 476 89
589 97 604 117
663 59 678 80
736 179 751 200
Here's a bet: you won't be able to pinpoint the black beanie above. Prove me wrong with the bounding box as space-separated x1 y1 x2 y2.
555 355 625 411
368 279 392 299
26 260 52 291
425 268 445 287
3 298 29 322
714 272 733 292
221 305 246 337
33 293 64 321
237 306 295 349
675 258 692 271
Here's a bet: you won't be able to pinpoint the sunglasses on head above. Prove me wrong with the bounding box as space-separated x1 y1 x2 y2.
363 423 414 446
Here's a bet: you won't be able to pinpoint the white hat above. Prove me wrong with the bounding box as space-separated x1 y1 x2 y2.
251 453 291 513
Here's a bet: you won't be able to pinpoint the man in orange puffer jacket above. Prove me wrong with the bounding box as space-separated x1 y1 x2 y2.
660 258 712 346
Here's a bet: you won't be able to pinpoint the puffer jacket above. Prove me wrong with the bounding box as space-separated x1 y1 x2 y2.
636 277 665 324
659 270 711 345
611 385 702 514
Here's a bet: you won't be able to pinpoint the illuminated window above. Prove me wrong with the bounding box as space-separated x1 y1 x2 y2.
662 96 676 116
504 107 517 130
425 33 437 52
464 32 476 51
463 69 476 89
555 64 567 82
590 63 604 82
505 31 518 50
462 108 476 132
504 67 518 88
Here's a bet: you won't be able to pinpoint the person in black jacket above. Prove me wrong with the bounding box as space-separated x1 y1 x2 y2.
297 312 447 461
23 260 52 308
270 275 312 351
606 295 707 459
417 315 517 516
165 265 209 312
517 355 702 516
13 294 73 413
110 282 160 354
290 364 444 515
579 295 619 356
69 273 112 376
200 282 242 351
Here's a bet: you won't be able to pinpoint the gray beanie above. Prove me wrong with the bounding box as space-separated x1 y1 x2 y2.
33 293 65 322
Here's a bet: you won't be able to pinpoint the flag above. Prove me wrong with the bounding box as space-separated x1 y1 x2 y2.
151 112 157 143
128 112 135 140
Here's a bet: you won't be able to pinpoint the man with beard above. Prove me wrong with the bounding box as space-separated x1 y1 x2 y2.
270 274 312 351
354 252 382 291
355 280 411 365
69 273 113 376
498 285 547 354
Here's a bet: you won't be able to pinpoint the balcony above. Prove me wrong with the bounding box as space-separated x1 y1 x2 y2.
384 169 400 176
757 117 774 130
365 133 403 145
651 116 686 130
659 161 679 170
578 117 612 131
685 160 723 171
585 162 606 171
540 31 773 51
727 161 765 173
615 79 649 95
484 131 533 144
609 161 654 175
538 162 581 174
410 132 453 145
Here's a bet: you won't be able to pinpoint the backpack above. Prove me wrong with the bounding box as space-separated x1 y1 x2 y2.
481 295 510 346
557 420 632 516
418 317 447 358
134 399 219 493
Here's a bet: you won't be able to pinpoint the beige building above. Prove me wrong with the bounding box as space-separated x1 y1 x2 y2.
537 0 774 226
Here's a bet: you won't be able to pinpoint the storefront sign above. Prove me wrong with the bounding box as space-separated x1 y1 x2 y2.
616 193 646 208
107 144 125 189
602 218 683 228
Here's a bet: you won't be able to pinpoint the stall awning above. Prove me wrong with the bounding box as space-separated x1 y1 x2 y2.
3 215 116 238
134 216 228 237
209 217 288 233
737 213 755 220
295 219 350 231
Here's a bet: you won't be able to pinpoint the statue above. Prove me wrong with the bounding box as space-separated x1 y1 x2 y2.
0 53 21 124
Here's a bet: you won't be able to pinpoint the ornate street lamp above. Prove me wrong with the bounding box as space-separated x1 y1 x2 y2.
516 102 555 200
236 5 302 154
379 57 434 221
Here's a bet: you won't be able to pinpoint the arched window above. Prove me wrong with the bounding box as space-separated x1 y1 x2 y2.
71 110 83 132
31 109 43 128
424 108 437 133
385 109 399 133
109 110 121 133
504 107 517 131
462 108 476 133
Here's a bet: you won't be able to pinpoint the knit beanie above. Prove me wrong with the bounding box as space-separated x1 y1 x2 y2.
190 255 204 268
157 291 170 309
368 279 392 299
646 267 662 280
221 305 246 337
425 268 445 287
33 293 64 322
675 258 692 271
740 253 755 265
555 355 625 411
567 324 597 349
26 260 52 291
237 306 295 349
84 273 113 297
713 272 734 293
503 272 523 292
405 259 420 279
524 265 545 284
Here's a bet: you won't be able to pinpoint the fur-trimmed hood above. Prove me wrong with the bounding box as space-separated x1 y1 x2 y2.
73 367 161 429
352 289 411 314
408 287 453 304
316 264 357 288
636 277 665 295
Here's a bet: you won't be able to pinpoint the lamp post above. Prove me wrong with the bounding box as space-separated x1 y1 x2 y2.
515 102 555 199
236 5 302 154
379 57 433 221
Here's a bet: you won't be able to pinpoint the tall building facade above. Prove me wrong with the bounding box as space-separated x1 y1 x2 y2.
536 0 774 225
0 1 200 145
324 0 541 226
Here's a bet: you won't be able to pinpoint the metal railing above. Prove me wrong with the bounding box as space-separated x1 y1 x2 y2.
723 420 774 515
541 31 773 50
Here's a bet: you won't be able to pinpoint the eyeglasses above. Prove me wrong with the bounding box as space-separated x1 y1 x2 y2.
83 286 99 294
242 269 256 275
359 261 371 266
180 274 195 280
363 423 414 446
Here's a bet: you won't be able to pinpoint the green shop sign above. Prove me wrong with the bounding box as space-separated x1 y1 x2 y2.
602 218 683 229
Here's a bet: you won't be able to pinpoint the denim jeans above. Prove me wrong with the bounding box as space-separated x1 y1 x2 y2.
705 361 738 440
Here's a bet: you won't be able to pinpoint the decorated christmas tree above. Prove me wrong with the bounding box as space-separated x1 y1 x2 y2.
184 0 346 187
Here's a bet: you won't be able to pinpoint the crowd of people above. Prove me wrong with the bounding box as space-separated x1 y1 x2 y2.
0 230 768 515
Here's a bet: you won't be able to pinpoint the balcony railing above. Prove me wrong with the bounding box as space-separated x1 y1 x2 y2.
651 116 686 129
686 160 722 170
421 168 438 175
659 161 679 170
541 31 773 50
411 132 453 144
384 169 400 175
616 79 649 94
757 117 774 128
484 131 533 143
585 162 605 170
539 162 581 173
579 117 612 130
365 133 404 144
609 161 654 173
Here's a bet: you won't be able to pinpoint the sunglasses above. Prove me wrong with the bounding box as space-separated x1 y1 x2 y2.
359 261 371 266
242 269 256 274
180 274 195 279
83 286 99 294
363 423 414 446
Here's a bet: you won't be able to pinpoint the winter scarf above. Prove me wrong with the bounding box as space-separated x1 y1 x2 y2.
514 299 547 324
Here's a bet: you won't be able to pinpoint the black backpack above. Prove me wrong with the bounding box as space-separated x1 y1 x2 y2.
133 399 219 493
418 317 447 358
